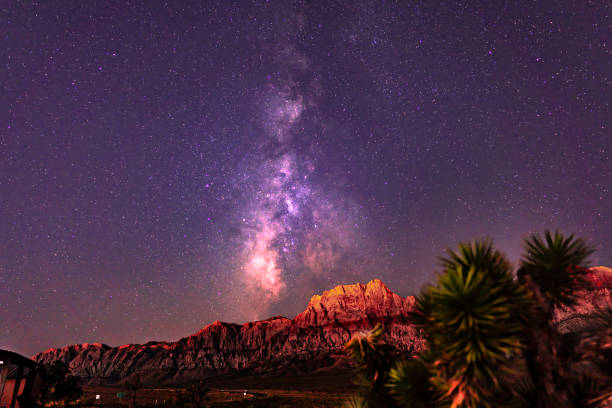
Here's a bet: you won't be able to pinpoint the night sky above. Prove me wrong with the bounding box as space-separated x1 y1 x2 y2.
1 1 610 356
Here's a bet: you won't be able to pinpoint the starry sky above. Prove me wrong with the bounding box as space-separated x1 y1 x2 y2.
1 0 610 356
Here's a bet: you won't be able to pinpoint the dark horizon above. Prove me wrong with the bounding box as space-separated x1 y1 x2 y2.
1 0 610 356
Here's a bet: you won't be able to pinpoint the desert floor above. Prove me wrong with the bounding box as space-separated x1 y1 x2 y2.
80 368 358 407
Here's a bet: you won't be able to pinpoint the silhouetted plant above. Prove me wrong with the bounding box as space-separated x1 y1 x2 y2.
570 308 612 406
126 376 143 408
520 231 593 310
344 325 395 407
386 358 434 408
344 232 612 408
39 360 83 407
185 379 210 407
345 394 370 408
518 231 594 407
413 240 530 407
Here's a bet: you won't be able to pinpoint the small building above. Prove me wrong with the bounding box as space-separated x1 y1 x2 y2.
0 350 44 408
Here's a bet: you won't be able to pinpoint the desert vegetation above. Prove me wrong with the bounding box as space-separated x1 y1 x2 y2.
345 231 612 408
38 360 83 407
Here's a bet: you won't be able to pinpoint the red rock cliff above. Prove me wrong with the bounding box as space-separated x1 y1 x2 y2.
33 279 423 385
34 269 612 385
554 266 612 333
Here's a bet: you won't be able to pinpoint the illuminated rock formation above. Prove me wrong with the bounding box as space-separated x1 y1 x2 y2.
34 269 612 385
33 279 423 385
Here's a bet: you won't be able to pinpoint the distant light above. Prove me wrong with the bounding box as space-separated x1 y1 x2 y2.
95 395 100 400
0 361 3 365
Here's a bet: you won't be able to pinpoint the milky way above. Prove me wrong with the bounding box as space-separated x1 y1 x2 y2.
234 35 366 317
1 1 610 355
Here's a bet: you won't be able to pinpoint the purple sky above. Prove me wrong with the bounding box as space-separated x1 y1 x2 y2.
1 0 610 356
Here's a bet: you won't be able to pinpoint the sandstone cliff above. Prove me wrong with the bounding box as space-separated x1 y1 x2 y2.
33 268 612 385
554 266 612 333
33 279 424 385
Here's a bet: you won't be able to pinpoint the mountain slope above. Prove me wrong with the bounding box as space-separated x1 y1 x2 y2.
34 268 612 385
33 279 424 385
554 266 612 333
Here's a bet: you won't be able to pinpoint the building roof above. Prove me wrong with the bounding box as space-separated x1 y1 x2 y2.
0 349 39 369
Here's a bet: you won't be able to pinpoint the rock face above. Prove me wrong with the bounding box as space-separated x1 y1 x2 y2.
554 266 612 333
33 279 424 385
35 269 612 385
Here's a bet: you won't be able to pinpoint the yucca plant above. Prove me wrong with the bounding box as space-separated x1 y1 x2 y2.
345 325 395 408
503 370 608 408
571 308 612 406
386 358 434 408
439 239 512 281
568 373 612 407
520 231 594 312
344 232 608 408
345 394 371 408
413 240 530 408
518 231 594 407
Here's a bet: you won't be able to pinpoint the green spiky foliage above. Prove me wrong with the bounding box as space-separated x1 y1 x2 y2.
413 240 530 408
518 231 594 407
439 239 513 281
343 232 612 408
345 325 395 407
345 394 371 408
502 370 610 408
387 358 434 408
520 231 593 310
570 308 612 406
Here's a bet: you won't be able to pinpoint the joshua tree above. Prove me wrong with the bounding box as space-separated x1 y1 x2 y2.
386 357 434 408
567 307 612 406
344 232 612 408
344 325 395 408
517 231 594 407
412 239 530 408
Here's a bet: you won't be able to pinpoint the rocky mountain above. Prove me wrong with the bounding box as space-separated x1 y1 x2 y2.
33 279 424 385
554 266 612 333
33 268 612 386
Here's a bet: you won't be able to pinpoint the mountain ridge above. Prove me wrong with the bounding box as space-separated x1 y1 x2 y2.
33 270 612 385
33 279 423 385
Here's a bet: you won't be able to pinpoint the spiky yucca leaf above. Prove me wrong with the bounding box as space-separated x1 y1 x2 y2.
518 232 596 406
440 239 511 280
568 373 612 408
429 268 526 407
345 394 370 408
520 230 593 308
387 359 433 408
572 308 612 406
345 325 392 387
506 375 537 408
345 325 395 408
414 240 530 408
